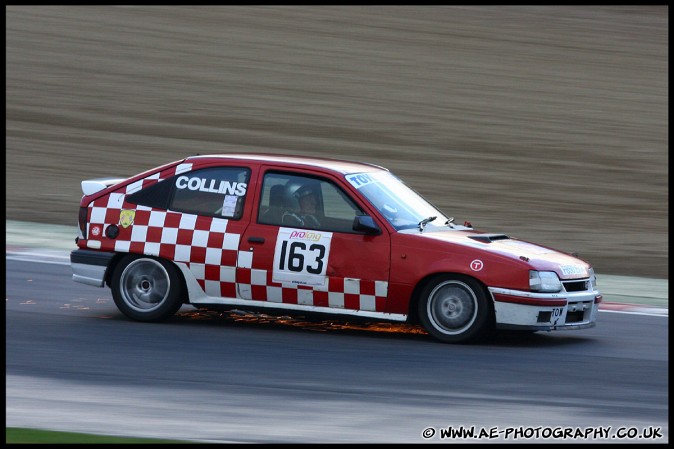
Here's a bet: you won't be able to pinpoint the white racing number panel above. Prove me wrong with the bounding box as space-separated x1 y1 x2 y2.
272 228 333 288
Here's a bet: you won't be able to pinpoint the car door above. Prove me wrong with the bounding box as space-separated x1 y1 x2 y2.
237 168 390 314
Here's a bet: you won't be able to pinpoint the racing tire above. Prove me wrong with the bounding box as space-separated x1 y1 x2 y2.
418 274 492 344
111 255 185 322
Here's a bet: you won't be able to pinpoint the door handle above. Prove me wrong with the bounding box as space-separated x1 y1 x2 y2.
248 236 265 244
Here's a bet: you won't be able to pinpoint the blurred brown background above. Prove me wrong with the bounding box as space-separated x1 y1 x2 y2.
6 6 668 279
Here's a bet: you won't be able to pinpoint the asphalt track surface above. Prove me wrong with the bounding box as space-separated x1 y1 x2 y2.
5 6 668 279
5 258 669 443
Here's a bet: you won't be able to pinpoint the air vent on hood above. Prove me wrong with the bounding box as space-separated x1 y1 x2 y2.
468 234 510 243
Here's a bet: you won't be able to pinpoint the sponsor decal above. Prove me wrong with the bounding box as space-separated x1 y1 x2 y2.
346 173 376 189
175 176 247 196
119 209 135 228
288 230 323 242
470 259 484 271
91 225 101 237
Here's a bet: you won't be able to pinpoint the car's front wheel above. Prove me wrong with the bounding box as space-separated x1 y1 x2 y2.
418 275 492 343
111 255 184 322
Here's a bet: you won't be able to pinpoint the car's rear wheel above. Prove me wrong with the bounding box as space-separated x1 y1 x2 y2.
418 275 491 343
111 255 184 322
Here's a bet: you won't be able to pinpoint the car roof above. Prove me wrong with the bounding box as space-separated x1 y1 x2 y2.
184 153 388 175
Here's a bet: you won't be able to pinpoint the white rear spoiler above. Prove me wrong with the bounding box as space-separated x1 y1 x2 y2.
81 177 126 196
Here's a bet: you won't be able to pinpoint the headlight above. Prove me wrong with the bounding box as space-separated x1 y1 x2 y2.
588 267 597 290
529 270 562 293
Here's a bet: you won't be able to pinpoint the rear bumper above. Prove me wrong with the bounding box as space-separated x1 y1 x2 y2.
489 287 601 331
70 249 115 287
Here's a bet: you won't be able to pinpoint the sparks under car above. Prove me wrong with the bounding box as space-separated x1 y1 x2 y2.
70 154 601 343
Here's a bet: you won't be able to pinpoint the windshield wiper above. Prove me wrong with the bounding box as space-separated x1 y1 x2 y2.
445 217 455 228
418 216 437 232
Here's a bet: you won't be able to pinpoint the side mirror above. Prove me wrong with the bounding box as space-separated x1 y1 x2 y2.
353 215 381 235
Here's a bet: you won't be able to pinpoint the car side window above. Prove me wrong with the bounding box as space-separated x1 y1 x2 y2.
258 172 364 233
169 167 250 219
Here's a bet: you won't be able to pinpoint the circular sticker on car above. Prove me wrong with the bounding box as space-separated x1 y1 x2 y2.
470 259 484 271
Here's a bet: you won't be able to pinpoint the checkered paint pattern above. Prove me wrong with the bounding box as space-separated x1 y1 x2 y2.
236 257 388 312
82 160 389 312
86 163 193 244
87 163 192 236
84 163 244 297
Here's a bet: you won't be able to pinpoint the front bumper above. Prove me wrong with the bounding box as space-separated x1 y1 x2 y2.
70 249 116 287
489 286 602 331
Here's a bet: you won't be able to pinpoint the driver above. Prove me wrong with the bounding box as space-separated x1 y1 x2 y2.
282 184 321 228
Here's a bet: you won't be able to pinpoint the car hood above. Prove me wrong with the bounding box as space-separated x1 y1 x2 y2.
410 229 592 279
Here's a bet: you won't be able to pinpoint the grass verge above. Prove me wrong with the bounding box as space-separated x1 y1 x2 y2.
5 427 197 444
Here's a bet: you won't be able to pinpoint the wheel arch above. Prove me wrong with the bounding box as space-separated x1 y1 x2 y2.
104 253 126 288
407 271 495 326
105 252 190 304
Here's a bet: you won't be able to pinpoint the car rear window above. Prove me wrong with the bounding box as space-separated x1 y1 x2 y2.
126 166 251 220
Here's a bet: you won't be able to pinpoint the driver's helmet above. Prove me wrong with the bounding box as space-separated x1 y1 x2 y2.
293 184 317 200
285 181 319 210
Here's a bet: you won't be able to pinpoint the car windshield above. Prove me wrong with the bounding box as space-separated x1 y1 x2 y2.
345 171 451 231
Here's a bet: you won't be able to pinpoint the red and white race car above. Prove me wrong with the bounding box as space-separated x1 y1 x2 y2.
70 154 601 343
